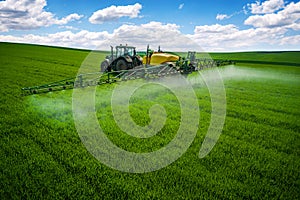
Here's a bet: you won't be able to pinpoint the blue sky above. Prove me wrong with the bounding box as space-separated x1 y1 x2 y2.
0 0 299 51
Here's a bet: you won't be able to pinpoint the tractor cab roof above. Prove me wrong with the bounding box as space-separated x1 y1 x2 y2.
116 45 136 49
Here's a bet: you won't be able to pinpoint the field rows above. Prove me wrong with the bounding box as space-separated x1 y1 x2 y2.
0 43 299 199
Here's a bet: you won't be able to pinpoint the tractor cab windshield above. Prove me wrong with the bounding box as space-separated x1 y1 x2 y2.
115 46 136 57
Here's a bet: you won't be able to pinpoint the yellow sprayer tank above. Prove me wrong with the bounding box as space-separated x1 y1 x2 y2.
143 52 179 65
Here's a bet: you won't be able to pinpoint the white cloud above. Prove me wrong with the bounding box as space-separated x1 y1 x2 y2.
89 3 142 24
0 30 111 49
0 0 83 32
248 0 285 14
0 21 200 51
193 24 238 34
216 14 230 20
178 3 184 10
245 1 300 29
0 21 299 52
280 35 300 45
187 24 289 51
99 21 199 51
286 23 300 31
56 13 83 25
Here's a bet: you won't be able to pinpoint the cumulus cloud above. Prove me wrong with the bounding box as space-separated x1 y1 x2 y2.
99 21 199 51
192 1 300 51
1 21 299 52
193 24 238 34
0 30 111 49
0 0 83 32
216 14 230 20
89 3 142 24
0 21 201 51
280 35 300 45
187 24 288 51
245 1 300 29
248 0 285 14
56 13 83 25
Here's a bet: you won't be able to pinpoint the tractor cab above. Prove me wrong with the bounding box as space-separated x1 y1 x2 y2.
101 44 142 72
115 45 136 57
187 51 196 63
186 51 197 69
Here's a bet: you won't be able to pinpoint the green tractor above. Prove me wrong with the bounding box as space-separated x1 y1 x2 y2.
100 45 143 72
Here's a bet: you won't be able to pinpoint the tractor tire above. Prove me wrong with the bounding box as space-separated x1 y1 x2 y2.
100 61 109 72
116 59 128 71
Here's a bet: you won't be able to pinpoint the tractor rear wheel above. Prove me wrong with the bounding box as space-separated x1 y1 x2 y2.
116 59 128 71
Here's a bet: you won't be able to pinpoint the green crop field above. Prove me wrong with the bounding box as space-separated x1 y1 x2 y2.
209 51 300 66
0 42 299 199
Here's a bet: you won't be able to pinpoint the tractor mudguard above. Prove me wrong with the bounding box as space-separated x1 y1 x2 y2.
122 55 133 63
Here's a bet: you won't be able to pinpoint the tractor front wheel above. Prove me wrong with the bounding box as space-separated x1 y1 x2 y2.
100 61 109 72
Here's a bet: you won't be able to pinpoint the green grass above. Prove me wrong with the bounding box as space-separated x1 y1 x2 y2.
209 51 300 66
0 42 300 199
